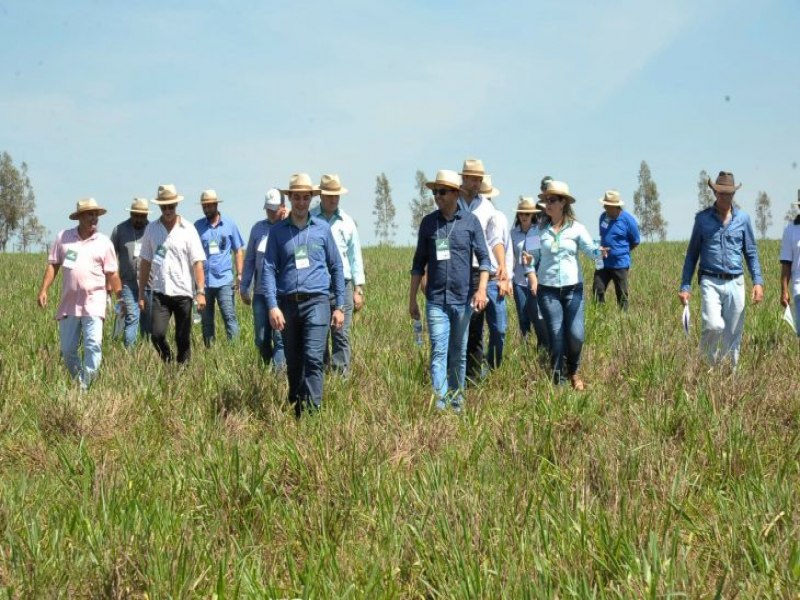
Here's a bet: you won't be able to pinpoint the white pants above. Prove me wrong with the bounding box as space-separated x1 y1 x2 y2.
700 275 745 366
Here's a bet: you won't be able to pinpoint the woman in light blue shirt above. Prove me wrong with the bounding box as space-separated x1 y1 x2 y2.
534 180 598 390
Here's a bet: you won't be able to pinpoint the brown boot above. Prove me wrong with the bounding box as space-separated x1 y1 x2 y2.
569 374 585 391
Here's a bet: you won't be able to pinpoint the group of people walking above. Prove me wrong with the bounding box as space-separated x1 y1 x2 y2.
37 163 788 413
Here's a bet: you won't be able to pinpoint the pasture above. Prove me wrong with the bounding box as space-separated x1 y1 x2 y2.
0 242 798 598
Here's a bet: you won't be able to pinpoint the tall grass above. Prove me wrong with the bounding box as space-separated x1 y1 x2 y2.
0 241 798 597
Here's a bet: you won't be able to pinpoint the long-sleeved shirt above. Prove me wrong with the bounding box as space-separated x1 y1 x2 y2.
310 206 365 286
241 218 276 296
459 194 503 271
194 214 245 288
493 208 515 278
598 210 640 269
534 220 597 287
511 224 539 286
261 216 345 310
411 207 490 305
110 218 148 285
680 204 763 292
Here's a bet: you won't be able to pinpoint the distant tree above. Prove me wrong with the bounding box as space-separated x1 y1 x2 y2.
784 199 798 225
0 152 48 252
697 169 715 211
754 191 772 239
632 160 668 242
409 170 434 235
372 172 396 245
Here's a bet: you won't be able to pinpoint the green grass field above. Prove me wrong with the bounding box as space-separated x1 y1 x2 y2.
1 242 798 598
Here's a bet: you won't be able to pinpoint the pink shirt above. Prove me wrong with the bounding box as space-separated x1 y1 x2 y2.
48 228 118 319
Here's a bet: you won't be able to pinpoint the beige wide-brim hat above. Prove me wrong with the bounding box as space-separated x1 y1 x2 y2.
200 189 222 204
708 171 742 193
516 196 541 213
319 173 349 196
479 175 500 199
538 180 575 204
127 197 151 214
459 158 487 178
152 184 185 205
69 197 107 220
281 173 320 196
425 169 462 191
598 190 624 207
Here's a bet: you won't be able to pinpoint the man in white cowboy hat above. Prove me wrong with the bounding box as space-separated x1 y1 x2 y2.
261 173 346 417
593 190 640 311
479 175 514 369
456 158 506 382
240 188 287 369
194 189 245 347
409 169 490 412
680 171 764 367
310 173 365 376
37 198 122 389
110 197 153 347
138 184 207 364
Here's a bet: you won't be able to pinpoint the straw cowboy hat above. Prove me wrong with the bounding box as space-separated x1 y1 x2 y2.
200 189 222 204
479 175 500 199
538 180 575 204
319 174 349 196
425 170 462 191
708 171 742 193
152 184 185 205
127 198 151 214
516 196 541 213
69 198 107 220
264 188 283 210
459 158 487 178
281 173 320 196
598 190 624 207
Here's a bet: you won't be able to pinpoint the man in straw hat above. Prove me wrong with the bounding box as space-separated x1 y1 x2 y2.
680 171 764 367
593 190 640 311
457 158 507 383
310 173 365 377
194 189 245 347
110 197 153 347
261 173 346 417
37 198 122 389
138 184 207 364
409 169 490 412
241 188 287 369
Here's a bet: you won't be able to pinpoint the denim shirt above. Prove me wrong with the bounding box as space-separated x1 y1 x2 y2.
261 216 345 310
241 218 275 296
680 205 763 292
194 215 245 287
310 206 365 286
534 220 597 287
411 207 491 305
598 210 640 269
510 225 538 286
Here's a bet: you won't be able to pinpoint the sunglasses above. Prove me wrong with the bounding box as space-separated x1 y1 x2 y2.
433 188 452 197
545 197 564 204
160 204 177 212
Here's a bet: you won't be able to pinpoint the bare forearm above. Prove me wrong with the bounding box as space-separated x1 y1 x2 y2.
193 261 205 290
138 260 151 298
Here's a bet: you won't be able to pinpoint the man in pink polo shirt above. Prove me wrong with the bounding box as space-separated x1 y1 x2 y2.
37 198 122 389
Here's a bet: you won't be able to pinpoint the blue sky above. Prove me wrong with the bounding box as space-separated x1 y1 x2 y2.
2 0 799 246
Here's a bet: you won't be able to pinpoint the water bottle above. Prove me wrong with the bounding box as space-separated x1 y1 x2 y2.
593 238 604 270
413 319 424 346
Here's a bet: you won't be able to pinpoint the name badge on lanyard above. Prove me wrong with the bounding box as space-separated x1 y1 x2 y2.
63 248 79 270
133 241 142 258
257 235 268 253
436 238 451 261
295 244 310 269
154 244 167 265
601 219 609 230
209 240 220 255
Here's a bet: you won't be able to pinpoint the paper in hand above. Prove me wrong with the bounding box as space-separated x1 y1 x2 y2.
783 304 796 331
682 305 690 335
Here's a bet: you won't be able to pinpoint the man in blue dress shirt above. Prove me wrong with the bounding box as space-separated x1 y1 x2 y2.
409 169 490 412
262 173 345 416
679 171 764 367
593 190 640 310
194 189 245 347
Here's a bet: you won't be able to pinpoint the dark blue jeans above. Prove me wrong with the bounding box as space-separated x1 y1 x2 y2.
279 294 330 416
325 280 354 374
484 280 507 369
119 282 152 348
252 293 285 369
537 284 585 383
201 283 239 345
513 283 549 353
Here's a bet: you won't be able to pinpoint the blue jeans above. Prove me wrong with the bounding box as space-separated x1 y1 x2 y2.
513 283 549 353
537 284 585 383
201 284 239 345
699 274 745 366
426 302 473 410
59 315 103 389
252 293 285 369
279 294 330 416
325 280 354 374
118 282 152 348
485 280 507 369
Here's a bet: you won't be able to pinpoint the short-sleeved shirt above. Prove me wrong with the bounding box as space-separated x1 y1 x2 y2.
140 217 206 298
598 210 640 269
194 214 245 287
780 218 800 296
48 228 118 319
110 218 149 286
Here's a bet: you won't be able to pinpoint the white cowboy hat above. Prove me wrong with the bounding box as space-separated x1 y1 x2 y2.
152 184 185 205
281 173 320 196
459 158 487 178
538 180 575 204
69 198 107 220
200 189 222 204
598 190 624 207
319 174 349 196
126 197 151 214
424 170 462 191
516 196 541 213
479 175 500 199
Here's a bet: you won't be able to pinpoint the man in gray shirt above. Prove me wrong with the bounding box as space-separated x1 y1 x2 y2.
110 197 152 347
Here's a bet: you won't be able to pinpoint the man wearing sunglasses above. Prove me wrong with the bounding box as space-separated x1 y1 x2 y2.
138 184 207 364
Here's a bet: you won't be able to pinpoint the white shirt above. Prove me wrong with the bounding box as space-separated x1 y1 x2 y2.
140 216 206 298
464 195 503 270
492 207 514 278
780 221 800 296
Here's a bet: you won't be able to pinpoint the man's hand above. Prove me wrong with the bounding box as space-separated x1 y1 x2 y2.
781 291 790 308
472 289 488 312
37 290 47 308
331 308 344 330
240 290 252 306
354 287 365 312
196 292 206 311
269 307 285 331
409 299 420 321
751 284 764 304
521 251 533 266
678 291 691 306
498 279 512 298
